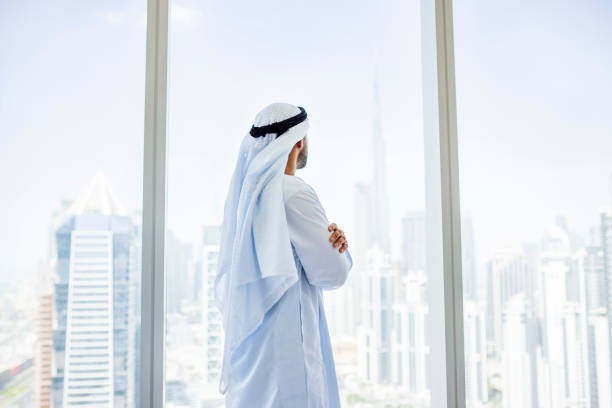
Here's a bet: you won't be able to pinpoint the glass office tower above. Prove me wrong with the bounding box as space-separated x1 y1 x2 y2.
51 174 139 408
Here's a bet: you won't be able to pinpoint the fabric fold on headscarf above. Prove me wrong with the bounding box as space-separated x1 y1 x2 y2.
214 103 310 394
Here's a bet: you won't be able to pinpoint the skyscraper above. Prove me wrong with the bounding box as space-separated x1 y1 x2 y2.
357 247 394 384
587 308 611 408
464 299 487 407
352 70 394 360
351 182 372 329
51 174 139 408
485 253 527 357
601 211 612 402
200 225 223 389
401 212 425 273
462 215 477 300
577 246 611 408
538 227 589 408
370 69 391 257
501 295 532 408
166 232 195 314
35 292 53 408
393 271 428 402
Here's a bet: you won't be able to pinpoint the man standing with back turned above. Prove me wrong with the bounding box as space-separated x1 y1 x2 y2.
215 102 353 407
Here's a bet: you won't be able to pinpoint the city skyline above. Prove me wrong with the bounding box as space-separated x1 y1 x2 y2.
2 153 611 407
2 1 612 280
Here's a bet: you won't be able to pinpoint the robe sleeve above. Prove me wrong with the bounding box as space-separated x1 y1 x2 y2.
284 184 353 290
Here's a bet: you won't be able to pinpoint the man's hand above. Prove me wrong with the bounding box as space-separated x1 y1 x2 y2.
328 223 348 253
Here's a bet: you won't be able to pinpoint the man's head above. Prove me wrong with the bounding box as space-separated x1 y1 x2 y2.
249 102 309 175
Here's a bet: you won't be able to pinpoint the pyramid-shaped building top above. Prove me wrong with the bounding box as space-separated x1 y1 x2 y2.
67 172 127 216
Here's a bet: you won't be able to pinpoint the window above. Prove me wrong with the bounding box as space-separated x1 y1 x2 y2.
454 2 612 407
162 0 449 406
0 1 146 407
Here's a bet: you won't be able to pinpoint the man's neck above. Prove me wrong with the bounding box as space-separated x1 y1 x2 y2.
285 158 297 176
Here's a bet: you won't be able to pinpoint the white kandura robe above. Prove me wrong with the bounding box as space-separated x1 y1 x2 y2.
224 174 353 408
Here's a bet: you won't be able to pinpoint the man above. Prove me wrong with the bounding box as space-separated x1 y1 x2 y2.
215 102 353 407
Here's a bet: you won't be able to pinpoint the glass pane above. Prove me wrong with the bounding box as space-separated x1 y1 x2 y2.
165 0 447 406
0 2 146 407
454 2 612 407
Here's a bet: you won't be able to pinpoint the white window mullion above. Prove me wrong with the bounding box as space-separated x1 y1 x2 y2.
141 0 169 407
436 0 466 405
422 0 465 407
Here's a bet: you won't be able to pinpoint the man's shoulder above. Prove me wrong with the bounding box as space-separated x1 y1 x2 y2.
282 174 316 203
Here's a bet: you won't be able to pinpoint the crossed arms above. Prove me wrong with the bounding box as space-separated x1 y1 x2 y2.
285 186 353 290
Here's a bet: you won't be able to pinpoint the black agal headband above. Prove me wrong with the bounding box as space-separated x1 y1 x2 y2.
250 106 307 138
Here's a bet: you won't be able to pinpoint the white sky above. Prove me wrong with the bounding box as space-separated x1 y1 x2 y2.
1 0 611 282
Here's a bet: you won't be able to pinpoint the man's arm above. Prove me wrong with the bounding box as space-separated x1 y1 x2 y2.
285 185 353 290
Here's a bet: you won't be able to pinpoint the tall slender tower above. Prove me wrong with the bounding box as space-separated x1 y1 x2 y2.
51 174 138 408
370 68 391 257
355 66 394 387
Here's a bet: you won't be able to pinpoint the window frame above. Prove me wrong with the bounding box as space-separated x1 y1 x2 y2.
141 0 169 407
138 0 465 407
427 0 465 406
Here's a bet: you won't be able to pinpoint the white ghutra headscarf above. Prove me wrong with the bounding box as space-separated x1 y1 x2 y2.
214 102 310 394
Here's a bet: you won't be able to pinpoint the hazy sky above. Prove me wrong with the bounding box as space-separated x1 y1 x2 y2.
1 0 611 281
454 0 612 262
